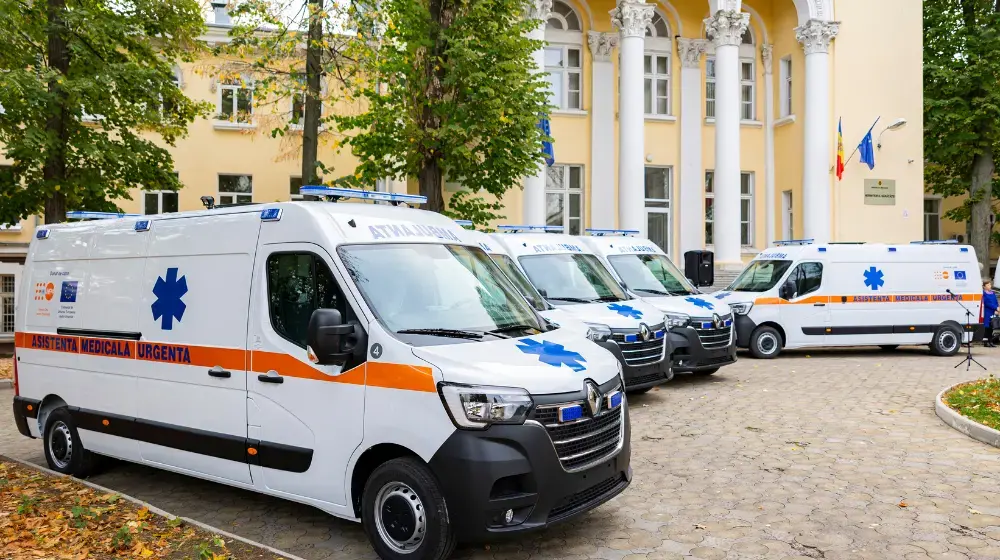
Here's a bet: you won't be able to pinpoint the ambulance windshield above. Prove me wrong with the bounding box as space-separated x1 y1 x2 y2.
518 253 629 304
607 253 698 297
728 259 793 292
340 243 544 340
490 254 549 312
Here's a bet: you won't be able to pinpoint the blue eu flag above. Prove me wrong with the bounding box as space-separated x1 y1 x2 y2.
858 127 876 170
538 117 554 167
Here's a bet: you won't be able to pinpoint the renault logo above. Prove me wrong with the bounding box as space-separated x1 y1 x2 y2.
639 323 651 341
713 314 723 329
585 381 602 416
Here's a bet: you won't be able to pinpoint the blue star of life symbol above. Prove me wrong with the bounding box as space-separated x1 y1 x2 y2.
152 267 188 330
516 339 587 372
713 292 731 300
863 266 884 291
607 303 643 319
685 296 715 310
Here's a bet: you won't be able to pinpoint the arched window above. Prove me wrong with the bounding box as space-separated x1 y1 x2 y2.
544 0 583 111
644 11 672 116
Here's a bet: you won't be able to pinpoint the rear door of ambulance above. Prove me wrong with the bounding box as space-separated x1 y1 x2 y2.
134 213 259 485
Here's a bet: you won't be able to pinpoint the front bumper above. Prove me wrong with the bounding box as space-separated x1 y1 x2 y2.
13 396 40 439
427 381 631 543
668 327 737 372
597 339 673 391
734 314 757 348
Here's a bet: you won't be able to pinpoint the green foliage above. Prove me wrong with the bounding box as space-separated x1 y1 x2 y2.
442 190 505 229
924 0 1000 254
0 0 210 223
339 0 551 213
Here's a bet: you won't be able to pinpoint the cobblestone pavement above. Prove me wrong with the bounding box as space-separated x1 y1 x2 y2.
3 348 1000 559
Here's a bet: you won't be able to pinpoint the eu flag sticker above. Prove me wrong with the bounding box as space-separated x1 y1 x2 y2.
60 281 78 303
955 270 967 280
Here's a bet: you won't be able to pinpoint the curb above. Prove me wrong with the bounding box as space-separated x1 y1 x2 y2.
0 380 11 389
0 454 310 560
935 383 1000 449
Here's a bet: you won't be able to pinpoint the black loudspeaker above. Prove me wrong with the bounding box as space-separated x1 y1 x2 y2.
684 250 714 287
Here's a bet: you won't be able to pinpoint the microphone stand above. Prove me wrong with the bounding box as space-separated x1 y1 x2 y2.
947 289 986 372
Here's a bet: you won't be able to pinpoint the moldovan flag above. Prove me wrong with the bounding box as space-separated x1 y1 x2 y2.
836 118 845 181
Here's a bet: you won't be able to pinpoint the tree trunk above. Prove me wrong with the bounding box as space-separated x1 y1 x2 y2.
300 0 323 185
419 161 444 211
43 0 69 224
969 148 994 274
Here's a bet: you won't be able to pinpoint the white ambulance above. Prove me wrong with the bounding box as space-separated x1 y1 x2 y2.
12 189 632 560
577 230 737 375
489 227 674 393
712 240 982 358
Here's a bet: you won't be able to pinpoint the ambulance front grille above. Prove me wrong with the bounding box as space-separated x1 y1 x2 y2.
692 315 734 350
610 323 667 366
531 402 624 472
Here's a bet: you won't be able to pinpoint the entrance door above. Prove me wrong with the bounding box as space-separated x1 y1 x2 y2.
779 261 829 347
644 166 672 258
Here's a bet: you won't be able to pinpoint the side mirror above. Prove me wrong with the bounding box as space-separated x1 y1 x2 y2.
537 288 548 297
779 280 796 301
307 308 363 366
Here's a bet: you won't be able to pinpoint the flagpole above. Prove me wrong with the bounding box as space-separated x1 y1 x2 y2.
844 116 880 166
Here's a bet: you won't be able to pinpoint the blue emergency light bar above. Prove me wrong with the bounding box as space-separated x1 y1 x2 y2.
66 211 141 220
774 238 814 246
910 240 958 245
454 220 474 228
496 225 564 233
585 229 640 237
299 186 427 206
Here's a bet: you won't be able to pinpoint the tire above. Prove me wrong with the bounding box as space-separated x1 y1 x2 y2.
693 367 720 376
930 325 962 357
879 345 899 351
749 326 782 359
42 408 97 478
361 457 456 560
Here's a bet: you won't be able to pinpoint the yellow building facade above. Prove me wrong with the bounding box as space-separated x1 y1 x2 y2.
0 0 925 341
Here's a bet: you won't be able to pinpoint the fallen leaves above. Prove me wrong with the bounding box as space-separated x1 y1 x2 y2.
0 358 12 380
0 459 278 559
898 501 908 508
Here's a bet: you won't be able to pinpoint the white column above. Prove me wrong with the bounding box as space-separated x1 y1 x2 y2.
611 1 655 233
523 0 552 225
796 19 839 243
588 31 619 230
677 38 709 256
761 43 776 246
704 10 749 267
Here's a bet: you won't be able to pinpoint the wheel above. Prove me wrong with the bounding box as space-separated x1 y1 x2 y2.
930 325 962 357
361 457 455 560
693 367 720 375
749 326 782 359
879 345 899 351
42 408 97 477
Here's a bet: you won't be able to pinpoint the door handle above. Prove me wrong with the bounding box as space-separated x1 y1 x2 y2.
208 366 231 378
258 370 284 384
814 303 826 307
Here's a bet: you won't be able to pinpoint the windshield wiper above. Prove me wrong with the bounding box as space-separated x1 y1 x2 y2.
594 295 624 302
487 324 539 337
397 328 484 340
547 296 595 304
635 288 671 296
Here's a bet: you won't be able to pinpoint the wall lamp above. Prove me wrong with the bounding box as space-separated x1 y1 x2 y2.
877 118 907 150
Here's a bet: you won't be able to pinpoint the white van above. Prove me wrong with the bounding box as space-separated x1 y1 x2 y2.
12 190 632 559
489 227 674 393
713 240 982 358
577 230 737 375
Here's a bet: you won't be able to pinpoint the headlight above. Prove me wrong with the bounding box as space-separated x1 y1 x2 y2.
665 312 689 328
584 322 613 342
438 383 533 430
729 302 753 315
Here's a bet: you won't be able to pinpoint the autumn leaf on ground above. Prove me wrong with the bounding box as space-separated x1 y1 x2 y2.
898 501 908 508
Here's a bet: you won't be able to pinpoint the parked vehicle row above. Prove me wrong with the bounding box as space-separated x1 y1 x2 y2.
10 189 981 560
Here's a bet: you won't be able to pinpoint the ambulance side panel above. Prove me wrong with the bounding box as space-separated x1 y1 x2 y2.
134 213 259 485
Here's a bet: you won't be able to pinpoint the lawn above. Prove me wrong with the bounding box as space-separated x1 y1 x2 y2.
944 375 1000 431
0 458 286 559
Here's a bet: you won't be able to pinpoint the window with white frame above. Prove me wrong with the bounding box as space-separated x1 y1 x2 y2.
705 26 756 121
705 171 754 246
144 191 179 214
291 73 325 126
219 174 253 205
1 275 13 334
740 59 755 121
782 190 793 240
643 12 672 117
644 166 672 256
289 177 320 201
705 58 716 118
545 0 583 111
924 198 941 241
546 164 584 235
218 78 253 123
780 56 792 117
